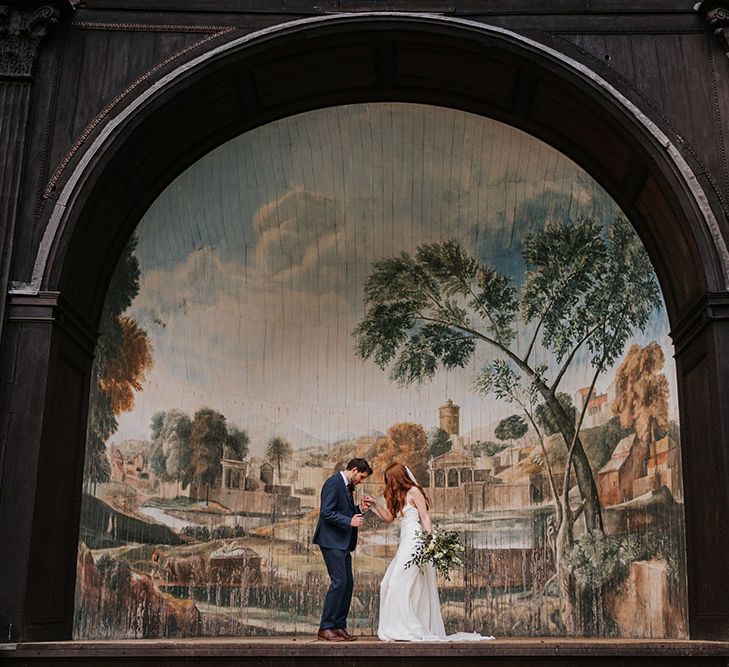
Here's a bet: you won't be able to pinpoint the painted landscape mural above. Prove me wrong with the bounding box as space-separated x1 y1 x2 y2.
74 103 687 639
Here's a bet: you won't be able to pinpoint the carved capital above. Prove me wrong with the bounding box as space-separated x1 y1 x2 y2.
7 291 98 353
696 0 729 59
0 4 60 79
670 291 729 354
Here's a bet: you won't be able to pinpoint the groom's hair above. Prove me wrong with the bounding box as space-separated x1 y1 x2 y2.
346 458 373 475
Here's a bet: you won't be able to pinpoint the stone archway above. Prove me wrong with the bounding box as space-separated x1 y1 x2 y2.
2 13 728 643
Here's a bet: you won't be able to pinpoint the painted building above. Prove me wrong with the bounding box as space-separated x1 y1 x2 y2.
598 434 647 507
575 383 616 429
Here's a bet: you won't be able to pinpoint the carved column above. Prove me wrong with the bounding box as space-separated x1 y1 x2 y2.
695 0 729 58
0 3 62 349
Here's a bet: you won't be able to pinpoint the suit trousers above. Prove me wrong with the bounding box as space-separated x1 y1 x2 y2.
319 547 354 630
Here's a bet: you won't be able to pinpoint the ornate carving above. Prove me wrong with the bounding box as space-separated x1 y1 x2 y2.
0 5 60 79
696 0 729 59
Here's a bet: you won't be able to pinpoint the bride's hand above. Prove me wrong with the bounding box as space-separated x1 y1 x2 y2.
366 496 394 523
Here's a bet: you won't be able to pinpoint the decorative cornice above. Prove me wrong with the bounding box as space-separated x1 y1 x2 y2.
696 0 729 59
70 21 230 33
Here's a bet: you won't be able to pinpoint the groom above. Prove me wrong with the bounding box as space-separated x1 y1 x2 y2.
313 458 373 641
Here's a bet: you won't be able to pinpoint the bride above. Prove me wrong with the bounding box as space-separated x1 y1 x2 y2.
365 462 494 641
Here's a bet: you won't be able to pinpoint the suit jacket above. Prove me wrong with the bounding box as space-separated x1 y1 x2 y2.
312 473 362 551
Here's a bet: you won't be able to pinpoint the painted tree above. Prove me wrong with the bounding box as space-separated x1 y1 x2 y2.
99 316 153 414
149 411 166 480
535 393 576 436
190 408 227 504
265 436 292 484
428 427 453 459
612 342 669 489
224 426 250 461
389 422 429 483
367 434 394 484
370 423 430 485
476 358 578 628
494 414 528 444
85 237 152 493
160 410 193 495
353 215 661 633
472 440 505 457
85 389 114 493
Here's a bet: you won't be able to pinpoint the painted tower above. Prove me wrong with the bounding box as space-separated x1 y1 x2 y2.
439 398 460 437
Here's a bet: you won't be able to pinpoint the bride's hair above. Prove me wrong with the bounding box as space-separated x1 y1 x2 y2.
383 462 429 518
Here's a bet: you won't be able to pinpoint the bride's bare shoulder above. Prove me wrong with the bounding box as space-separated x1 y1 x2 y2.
406 487 425 504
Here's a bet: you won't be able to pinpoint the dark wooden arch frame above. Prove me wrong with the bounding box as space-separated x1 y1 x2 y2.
2 12 729 644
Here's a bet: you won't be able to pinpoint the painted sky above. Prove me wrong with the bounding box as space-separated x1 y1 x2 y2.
114 103 677 454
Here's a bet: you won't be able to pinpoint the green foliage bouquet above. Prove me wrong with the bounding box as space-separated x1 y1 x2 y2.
405 526 464 580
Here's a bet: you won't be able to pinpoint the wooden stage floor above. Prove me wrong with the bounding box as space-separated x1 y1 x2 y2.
3 637 729 665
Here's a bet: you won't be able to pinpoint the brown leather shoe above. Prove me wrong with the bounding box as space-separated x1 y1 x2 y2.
317 628 346 641
335 628 357 641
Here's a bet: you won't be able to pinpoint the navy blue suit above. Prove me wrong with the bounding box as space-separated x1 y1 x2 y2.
313 473 361 630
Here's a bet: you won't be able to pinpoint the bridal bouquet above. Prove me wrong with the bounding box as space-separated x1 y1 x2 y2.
405 526 464 580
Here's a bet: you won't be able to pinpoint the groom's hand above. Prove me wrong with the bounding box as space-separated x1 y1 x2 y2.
350 513 365 527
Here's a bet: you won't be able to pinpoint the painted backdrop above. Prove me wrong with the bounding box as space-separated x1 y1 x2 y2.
74 103 687 639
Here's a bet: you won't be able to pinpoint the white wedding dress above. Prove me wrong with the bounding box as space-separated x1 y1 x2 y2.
377 503 494 641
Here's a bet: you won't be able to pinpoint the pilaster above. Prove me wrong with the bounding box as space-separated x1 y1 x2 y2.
671 291 729 639
0 291 95 641
0 2 67 350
